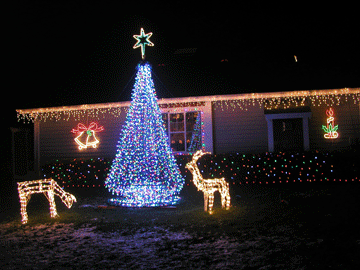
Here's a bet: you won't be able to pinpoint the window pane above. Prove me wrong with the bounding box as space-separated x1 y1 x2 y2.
161 113 168 134
170 113 184 132
186 112 202 152
170 133 185 151
186 112 198 132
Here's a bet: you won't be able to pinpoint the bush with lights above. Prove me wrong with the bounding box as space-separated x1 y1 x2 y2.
181 151 359 185
41 150 359 190
41 158 110 188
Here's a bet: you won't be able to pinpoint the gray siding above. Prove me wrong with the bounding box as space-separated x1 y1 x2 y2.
35 98 360 166
309 102 360 151
213 102 268 154
38 113 127 165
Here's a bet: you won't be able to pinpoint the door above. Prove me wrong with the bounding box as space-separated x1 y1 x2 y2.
273 118 303 152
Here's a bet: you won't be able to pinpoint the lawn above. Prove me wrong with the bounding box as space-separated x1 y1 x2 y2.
1 183 360 269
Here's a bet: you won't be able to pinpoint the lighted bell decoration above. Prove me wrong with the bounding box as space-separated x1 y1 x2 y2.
71 122 104 150
17 179 77 224
186 150 231 214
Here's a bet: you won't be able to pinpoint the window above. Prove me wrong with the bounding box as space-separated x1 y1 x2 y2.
162 111 202 153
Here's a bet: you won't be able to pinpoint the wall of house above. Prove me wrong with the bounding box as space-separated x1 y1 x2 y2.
34 97 360 167
35 101 214 166
212 102 268 154
212 98 360 154
36 113 127 166
308 102 360 151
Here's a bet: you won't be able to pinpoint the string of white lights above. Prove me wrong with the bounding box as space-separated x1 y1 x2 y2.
17 179 76 224
16 88 360 123
186 150 231 214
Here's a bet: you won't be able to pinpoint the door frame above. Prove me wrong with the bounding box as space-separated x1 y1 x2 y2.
265 112 312 152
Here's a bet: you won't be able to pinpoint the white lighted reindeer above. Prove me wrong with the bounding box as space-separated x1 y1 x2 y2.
186 150 231 214
17 179 77 224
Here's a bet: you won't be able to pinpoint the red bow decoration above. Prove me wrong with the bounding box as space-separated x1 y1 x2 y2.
71 122 104 134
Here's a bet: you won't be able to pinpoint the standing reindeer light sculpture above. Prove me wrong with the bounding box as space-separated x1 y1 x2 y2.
17 179 77 224
186 150 230 214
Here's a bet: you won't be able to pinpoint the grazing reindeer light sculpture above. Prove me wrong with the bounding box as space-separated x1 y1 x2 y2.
186 150 230 214
17 179 77 224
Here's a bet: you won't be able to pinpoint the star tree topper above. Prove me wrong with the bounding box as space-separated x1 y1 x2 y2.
133 28 154 60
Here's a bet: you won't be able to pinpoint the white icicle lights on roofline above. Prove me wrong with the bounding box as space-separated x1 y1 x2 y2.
16 88 360 123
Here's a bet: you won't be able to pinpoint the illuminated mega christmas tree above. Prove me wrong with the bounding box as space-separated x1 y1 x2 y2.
105 29 184 207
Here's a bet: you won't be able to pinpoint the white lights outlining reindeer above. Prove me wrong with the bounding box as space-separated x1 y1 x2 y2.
17 179 77 224
186 150 230 214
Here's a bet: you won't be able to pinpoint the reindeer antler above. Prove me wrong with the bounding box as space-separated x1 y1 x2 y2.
186 149 231 214
192 150 210 161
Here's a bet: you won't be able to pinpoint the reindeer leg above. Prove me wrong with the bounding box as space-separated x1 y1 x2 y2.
226 184 231 210
208 192 214 214
221 190 226 209
204 193 208 212
45 191 59 218
19 194 29 224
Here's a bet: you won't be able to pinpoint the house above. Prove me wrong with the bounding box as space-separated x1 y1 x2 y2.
16 88 360 172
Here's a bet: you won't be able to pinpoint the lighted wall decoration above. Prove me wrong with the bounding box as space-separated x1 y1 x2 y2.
71 122 104 149
17 179 77 224
185 150 230 214
322 108 339 139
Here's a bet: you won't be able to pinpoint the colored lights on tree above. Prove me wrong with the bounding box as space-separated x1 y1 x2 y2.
187 112 204 152
71 122 104 149
322 108 339 139
17 179 76 224
133 28 154 60
105 62 184 207
185 150 230 214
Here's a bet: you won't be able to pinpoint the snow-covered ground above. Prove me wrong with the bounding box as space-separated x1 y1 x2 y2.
1 220 307 269
1 184 359 269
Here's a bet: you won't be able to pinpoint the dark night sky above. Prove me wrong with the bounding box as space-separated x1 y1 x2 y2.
2 1 359 181
7 1 360 116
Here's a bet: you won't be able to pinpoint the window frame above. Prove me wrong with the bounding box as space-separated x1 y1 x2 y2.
265 112 312 152
162 111 203 154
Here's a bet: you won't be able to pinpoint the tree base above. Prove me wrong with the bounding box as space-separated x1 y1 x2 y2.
107 196 181 208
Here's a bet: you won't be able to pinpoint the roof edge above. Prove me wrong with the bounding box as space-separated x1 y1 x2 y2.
16 87 359 114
